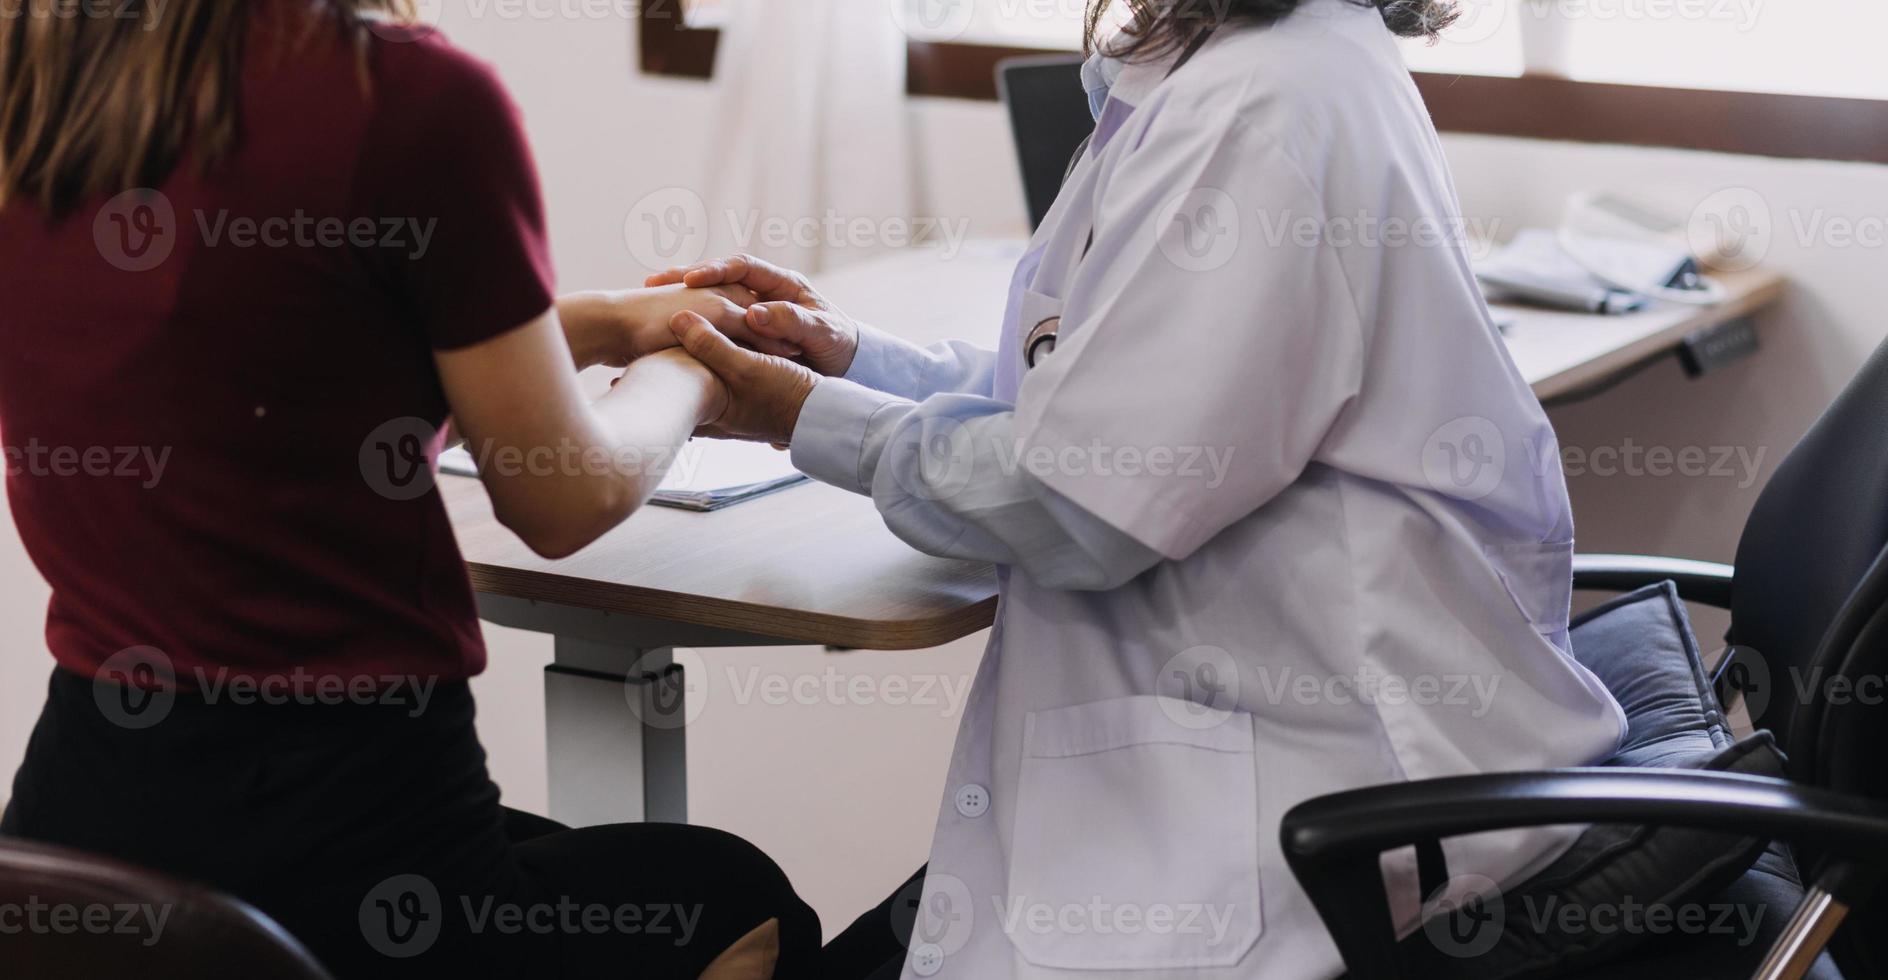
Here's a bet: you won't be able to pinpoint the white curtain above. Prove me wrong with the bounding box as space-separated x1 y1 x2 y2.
703 0 916 273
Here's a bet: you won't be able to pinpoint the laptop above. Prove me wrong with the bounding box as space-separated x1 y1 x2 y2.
996 55 1092 231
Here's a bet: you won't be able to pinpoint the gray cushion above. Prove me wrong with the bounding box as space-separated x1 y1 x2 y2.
1397 581 1786 980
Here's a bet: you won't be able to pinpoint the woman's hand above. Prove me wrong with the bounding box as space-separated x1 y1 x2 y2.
668 311 824 445
647 254 860 377
559 284 799 370
608 346 729 429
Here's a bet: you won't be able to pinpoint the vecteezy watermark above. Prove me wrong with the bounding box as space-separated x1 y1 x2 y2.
360 417 442 502
1152 188 1504 274
1717 646 1888 723
4 440 171 489
0 897 173 948
894 872 976 964
1423 420 1769 500
994 896 1243 948
1253 210 1503 260
723 666 976 718
1252 664 1503 718
1436 0 1765 48
1424 874 1769 960
623 649 976 728
1559 439 1767 489
360 875 703 959
92 189 438 273
192 210 436 258
1530 0 1763 30
880 419 1238 505
623 187 973 272
92 646 439 730
0 0 167 27
1156 645 1244 730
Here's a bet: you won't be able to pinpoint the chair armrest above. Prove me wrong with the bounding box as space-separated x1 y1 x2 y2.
1280 769 1888 978
1573 553 1735 608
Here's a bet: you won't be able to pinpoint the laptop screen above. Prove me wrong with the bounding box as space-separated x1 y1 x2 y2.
996 56 1093 231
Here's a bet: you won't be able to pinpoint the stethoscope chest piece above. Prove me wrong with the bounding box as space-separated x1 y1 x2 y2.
1025 317 1060 369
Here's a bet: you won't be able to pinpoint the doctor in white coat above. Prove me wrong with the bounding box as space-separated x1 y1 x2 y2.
657 0 1629 976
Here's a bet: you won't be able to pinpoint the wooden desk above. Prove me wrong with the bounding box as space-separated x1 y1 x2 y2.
455 241 1782 827
445 469 995 827
808 241 1788 406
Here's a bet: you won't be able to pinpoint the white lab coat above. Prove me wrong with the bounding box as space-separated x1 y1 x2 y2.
789 3 1628 976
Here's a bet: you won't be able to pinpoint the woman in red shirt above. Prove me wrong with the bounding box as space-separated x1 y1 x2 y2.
0 1 820 976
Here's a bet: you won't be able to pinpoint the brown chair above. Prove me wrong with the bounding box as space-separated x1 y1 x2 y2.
0 837 333 979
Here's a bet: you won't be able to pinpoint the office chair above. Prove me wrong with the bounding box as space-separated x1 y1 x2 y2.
1283 336 1888 979
0 837 334 979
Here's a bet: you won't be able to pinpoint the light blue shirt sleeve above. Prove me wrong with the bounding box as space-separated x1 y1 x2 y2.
790 376 1164 592
841 324 1001 402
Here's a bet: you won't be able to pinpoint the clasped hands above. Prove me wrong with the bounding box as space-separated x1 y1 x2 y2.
567 254 861 446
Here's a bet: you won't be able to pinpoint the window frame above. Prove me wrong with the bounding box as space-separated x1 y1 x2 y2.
637 8 1888 165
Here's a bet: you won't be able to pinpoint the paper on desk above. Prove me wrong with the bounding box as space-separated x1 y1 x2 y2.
437 439 807 512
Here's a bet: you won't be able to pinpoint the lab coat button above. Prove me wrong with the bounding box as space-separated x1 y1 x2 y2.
953 784 989 818
911 942 945 977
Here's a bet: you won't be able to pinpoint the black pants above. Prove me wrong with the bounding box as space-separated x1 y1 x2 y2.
1 668 820 979
822 865 926 980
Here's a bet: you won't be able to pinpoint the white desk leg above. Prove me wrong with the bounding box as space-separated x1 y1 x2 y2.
544 638 688 827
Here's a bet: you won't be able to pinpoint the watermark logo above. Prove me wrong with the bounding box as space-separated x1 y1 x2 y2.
890 0 976 41
1423 416 1506 501
1156 645 1242 730
361 874 443 958
893 872 976 958
888 417 977 502
1423 874 1506 959
361 417 440 501
1444 0 1508 44
994 895 1242 947
1688 187 1772 272
4 440 171 489
626 187 711 272
1157 188 1241 273
94 189 177 273
0 897 172 947
624 647 709 731
92 646 177 730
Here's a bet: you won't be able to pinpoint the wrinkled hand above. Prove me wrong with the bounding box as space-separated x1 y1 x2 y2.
668 311 824 445
647 254 860 377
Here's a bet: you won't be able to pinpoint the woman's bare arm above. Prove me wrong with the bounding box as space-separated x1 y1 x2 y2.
435 307 724 559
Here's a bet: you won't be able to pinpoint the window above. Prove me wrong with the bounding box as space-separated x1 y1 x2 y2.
642 0 1888 164
892 0 1108 49
678 0 730 29
1404 0 1888 100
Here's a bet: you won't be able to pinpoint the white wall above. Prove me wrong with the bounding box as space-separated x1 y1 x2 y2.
6 5 1888 939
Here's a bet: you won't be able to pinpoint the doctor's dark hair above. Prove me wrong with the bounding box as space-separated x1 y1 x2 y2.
1087 0 1459 59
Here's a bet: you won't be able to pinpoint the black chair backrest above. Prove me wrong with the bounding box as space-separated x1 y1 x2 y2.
0 838 333 979
1729 336 1888 980
1731 335 1888 792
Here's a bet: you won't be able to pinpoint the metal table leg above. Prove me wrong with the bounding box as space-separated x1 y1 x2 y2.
474 594 797 829
545 639 689 826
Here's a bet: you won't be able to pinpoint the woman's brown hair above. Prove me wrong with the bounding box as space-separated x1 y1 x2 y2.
0 0 410 216
1089 0 1459 60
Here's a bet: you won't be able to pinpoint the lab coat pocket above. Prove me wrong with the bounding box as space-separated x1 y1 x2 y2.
1005 696 1261 970
1485 539 1576 635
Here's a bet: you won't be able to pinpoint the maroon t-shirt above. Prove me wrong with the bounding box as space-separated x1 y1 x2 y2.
0 12 553 685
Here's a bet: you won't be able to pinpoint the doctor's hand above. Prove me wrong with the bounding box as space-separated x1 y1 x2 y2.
646 254 860 377
668 311 823 446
